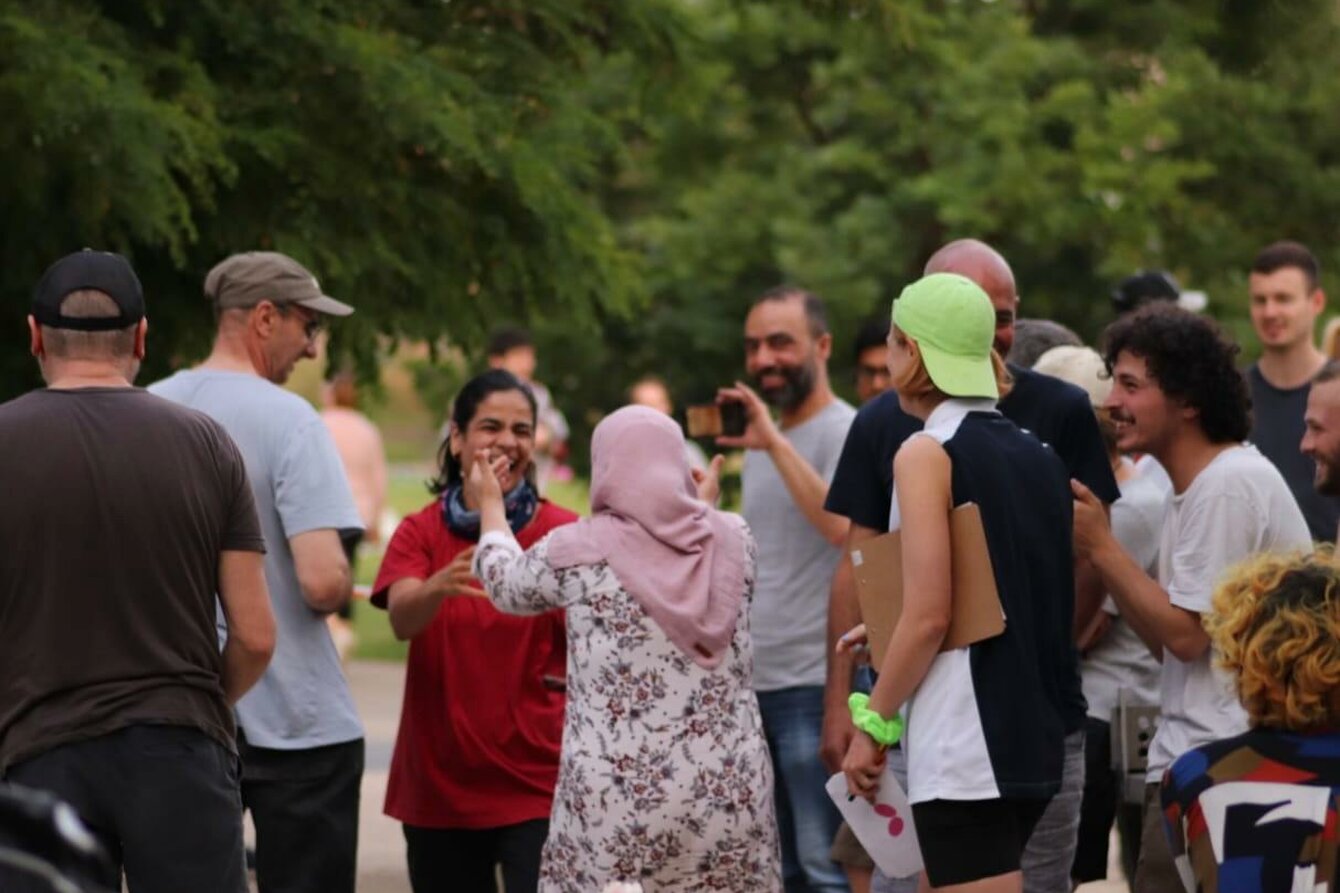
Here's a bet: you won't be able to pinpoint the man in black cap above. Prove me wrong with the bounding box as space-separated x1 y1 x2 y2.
0 250 275 892
151 251 365 893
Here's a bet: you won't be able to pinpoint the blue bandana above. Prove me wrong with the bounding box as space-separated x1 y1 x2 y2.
442 480 538 540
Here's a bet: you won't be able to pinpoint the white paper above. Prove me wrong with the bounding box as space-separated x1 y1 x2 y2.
825 768 923 879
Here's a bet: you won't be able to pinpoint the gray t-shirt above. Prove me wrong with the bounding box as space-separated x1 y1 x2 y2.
1145 444 1311 780
742 398 855 691
1081 463 1165 721
150 369 365 749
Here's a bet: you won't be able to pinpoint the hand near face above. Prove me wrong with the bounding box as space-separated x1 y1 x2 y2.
714 381 779 451
691 454 725 505
463 449 507 509
1071 478 1111 559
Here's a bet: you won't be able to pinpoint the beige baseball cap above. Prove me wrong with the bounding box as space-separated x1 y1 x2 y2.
204 251 353 316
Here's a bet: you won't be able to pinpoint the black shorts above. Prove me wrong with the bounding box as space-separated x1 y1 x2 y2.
912 796 1049 887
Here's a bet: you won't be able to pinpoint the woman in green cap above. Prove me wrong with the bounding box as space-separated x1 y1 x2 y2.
841 273 1075 892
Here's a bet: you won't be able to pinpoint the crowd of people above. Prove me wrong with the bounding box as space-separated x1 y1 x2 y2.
0 236 1337 893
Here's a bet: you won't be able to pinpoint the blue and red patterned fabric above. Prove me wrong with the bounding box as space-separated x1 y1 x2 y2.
1161 727 1340 891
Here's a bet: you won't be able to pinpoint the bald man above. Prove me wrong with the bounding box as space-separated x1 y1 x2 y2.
822 239 1120 892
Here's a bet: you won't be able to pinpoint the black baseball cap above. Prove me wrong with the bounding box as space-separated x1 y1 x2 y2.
31 250 145 331
1111 270 1181 314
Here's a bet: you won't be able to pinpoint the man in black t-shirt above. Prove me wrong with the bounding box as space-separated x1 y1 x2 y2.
820 239 1120 893
1246 240 1338 542
0 251 275 893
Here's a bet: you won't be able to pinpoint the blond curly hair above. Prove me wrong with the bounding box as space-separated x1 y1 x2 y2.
1206 548 1340 731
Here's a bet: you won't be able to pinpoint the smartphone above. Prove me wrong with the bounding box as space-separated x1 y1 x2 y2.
685 400 747 438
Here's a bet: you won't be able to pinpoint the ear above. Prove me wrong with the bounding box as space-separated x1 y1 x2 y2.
27 315 42 358
251 300 279 337
1312 287 1326 314
815 331 833 361
133 318 148 360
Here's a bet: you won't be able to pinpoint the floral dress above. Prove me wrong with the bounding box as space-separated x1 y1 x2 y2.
475 528 782 893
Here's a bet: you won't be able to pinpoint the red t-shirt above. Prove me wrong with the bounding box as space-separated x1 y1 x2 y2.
371 498 578 829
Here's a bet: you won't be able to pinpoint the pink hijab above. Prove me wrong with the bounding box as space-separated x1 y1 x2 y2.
546 406 749 669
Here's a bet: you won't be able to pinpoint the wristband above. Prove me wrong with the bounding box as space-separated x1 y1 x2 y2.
848 693 903 748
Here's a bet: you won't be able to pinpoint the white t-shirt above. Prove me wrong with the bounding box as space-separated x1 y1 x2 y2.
1145 444 1311 780
1081 462 1165 720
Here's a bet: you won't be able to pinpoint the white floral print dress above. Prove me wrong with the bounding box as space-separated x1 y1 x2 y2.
475 527 782 893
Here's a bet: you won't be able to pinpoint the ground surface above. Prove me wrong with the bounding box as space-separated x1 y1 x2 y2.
331 658 1127 893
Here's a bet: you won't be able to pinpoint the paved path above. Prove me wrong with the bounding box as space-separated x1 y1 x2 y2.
349 659 411 893
342 658 1127 892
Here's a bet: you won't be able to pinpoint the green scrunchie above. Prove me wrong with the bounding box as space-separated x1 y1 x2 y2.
848 693 904 748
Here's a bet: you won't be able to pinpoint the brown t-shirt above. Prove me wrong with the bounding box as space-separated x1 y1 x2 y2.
0 387 265 772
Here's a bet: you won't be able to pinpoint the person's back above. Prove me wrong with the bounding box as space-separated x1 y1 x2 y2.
0 389 257 769
1161 550 1340 892
903 406 1073 801
473 405 783 890
0 249 273 893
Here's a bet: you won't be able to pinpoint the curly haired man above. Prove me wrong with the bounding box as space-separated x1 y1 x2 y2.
1071 304 1312 891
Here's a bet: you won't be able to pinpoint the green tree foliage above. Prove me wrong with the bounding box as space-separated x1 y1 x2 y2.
532 0 1340 470
0 0 682 393
7 1 1340 474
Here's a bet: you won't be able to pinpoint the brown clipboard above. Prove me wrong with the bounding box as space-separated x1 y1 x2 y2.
850 502 1005 666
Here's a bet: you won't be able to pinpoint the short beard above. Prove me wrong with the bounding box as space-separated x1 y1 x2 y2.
1317 456 1340 496
752 361 817 413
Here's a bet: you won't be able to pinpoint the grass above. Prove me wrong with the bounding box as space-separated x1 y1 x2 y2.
348 469 590 662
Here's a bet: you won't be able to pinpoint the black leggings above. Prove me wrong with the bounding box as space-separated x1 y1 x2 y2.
403 820 548 893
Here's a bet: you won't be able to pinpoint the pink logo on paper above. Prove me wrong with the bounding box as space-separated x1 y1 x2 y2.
873 803 905 837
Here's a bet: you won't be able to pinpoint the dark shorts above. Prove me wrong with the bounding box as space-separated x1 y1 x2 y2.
912 796 1049 888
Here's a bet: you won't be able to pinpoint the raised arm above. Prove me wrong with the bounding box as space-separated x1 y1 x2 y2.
466 450 572 615
715 382 848 545
1073 480 1207 662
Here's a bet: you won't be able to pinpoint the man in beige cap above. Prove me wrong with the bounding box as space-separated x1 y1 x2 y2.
150 251 365 893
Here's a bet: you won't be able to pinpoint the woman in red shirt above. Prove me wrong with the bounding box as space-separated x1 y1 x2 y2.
371 369 578 893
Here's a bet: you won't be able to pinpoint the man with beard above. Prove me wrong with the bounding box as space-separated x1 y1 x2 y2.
1302 361 1340 518
821 239 1120 893
1072 304 1309 891
717 286 855 893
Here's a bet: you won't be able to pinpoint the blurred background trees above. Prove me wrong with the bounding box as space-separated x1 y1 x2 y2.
5 0 1340 468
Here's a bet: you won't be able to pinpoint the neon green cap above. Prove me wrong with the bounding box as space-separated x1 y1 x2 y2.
892 272 998 399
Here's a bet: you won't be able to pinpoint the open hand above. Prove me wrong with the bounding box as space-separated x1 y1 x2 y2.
714 382 779 451
429 547 487 599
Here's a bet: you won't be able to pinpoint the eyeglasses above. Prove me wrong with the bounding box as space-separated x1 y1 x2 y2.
278 304 324 341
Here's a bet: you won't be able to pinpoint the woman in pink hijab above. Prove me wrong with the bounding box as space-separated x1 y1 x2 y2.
467 405 782 892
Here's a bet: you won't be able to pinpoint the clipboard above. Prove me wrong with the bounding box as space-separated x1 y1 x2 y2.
850 502 1004 665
